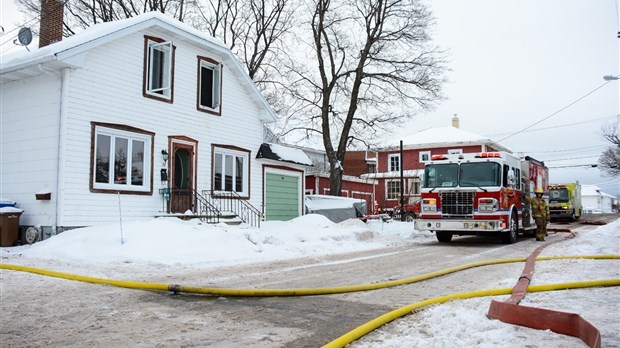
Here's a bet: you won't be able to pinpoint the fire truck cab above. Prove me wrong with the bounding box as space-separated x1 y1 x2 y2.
414 152 547 244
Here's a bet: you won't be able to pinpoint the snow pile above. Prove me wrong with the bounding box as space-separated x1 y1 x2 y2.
1 214 391 266
1 216 618 347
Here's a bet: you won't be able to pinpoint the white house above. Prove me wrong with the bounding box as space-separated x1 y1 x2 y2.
0 12 310 240
581 185 616 214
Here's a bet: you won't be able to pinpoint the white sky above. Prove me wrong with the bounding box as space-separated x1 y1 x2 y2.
1 0 619 196
1 215 619 346
401 0 620 196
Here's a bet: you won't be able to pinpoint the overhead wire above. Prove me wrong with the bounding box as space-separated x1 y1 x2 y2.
544 155 601 162
496 81 617 143
485 115 618 139
0 0 70 50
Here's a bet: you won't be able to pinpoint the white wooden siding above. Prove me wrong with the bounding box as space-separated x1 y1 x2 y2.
53 30 268 226
0 74 61 226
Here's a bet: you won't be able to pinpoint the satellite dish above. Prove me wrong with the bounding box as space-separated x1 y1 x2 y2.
18 27 33 46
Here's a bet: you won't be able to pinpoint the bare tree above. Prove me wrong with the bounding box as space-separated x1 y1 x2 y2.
15 0 295 84
193 0 296 81
16 0 191 36
598 119 620 176
277 0 445 195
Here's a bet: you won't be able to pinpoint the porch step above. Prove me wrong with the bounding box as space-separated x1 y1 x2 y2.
155 212 244 225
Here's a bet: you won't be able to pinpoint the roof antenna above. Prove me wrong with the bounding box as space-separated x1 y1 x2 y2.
13 27 32 51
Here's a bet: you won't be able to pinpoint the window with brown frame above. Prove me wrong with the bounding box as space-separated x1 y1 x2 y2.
143 36 175 103
212 146 249 196
197 56 222 115
91 123 154 194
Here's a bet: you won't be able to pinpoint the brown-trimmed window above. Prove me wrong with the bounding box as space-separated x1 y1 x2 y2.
143 36 175 102
91 123 154 194
197 56 222 114
212 146 249 196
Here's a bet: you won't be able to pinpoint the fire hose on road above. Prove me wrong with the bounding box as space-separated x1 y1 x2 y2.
325 229 617 348
0 255 617 297
1 230 618 347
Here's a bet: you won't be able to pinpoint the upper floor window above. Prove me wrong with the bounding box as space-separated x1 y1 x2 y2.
388 154 400 172
213 145 250 197
197 56 222 115
419 151 431 163
448 148 463 154
91 123 154 194
143 36 175 103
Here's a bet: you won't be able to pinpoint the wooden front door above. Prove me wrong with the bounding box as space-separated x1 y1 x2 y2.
170 141 196 214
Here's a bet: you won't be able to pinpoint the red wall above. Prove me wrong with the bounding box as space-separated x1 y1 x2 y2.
305 175 376 215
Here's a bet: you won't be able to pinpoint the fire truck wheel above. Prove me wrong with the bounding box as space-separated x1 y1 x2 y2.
436 232 452 243
403 213 415 222
501 213 518 244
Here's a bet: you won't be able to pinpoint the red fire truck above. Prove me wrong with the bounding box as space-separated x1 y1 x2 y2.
414 152 548 244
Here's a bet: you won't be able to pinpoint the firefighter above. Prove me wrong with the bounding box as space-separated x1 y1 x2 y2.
529 187 550 241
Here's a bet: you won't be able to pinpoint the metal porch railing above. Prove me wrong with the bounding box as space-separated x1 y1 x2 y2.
202 190 263 228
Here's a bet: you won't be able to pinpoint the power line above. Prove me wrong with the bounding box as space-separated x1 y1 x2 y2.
496 81 616 143
544 155 600 162
516 144 608 154
0 0 70 49
486 115 618 138
547 164 599 168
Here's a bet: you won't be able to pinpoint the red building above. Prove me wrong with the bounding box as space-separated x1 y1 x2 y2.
347 117 509 215
305 173 376 215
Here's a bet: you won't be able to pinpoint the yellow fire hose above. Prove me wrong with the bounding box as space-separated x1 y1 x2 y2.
321 279 620 348
1 255 618 296
2 255 619 347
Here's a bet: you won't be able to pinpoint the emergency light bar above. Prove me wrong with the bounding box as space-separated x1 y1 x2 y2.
431 155 448 160
476 152 501 158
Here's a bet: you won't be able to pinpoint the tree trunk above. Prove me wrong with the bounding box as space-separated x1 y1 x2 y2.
328 158 343 196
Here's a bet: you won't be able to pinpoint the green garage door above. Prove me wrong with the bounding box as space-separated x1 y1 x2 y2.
265 173 300 221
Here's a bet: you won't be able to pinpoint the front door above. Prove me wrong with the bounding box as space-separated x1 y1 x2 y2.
169 140 196 214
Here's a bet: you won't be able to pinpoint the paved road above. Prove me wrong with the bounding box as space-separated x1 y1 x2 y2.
1 214 617 347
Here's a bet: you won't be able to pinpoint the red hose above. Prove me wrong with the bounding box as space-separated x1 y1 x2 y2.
487 230 602 348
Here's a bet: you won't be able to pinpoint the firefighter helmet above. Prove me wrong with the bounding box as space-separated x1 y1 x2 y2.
535 187 544 194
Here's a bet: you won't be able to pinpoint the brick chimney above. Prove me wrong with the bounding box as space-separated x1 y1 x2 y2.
451 114 460 128
39 0 64 48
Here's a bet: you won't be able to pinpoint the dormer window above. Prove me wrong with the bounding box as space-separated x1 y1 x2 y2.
143 36 175 103
197 56 222 115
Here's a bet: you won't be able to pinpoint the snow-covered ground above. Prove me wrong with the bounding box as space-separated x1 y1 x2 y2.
1 215 619 347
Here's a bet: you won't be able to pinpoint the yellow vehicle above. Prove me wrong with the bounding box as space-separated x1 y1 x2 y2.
548 183 582 221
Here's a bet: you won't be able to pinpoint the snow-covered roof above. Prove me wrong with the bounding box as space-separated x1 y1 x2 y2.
581 185 617 199
304 195 364 210
256 143 313 166
0 12 276 122
361 169 424 179
308 173 377 185
380 127 510 152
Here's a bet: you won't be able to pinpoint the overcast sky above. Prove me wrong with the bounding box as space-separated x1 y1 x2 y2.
1 0 619 195
400 0 620 196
